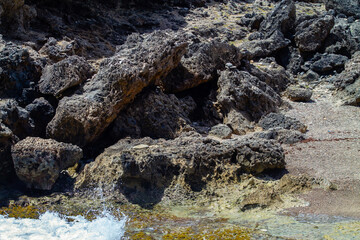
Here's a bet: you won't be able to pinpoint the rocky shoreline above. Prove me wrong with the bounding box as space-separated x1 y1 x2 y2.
0 0 359 238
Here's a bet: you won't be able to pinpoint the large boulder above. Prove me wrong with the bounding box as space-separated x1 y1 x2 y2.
11 137 83 190
39 56 94 98
75 132 285 203
259 0 296 38
245 58 291 93
162 41 243 93
217 69 282 122
326 0 360 19
310 53 348 73
323 19 360 56
47 30 188 146
295 15 335 52
330 51 360 106
239 31 290 59
110 89 196 140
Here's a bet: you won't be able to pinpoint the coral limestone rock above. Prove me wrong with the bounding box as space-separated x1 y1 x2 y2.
47 30 188 146
11 137 83 190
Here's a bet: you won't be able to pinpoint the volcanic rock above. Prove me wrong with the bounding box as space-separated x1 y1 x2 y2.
11 137 83 190
295 15 335 52
76 132 285 202
110 89 196 140
259 113 307 133
39 56 94 98
162 41 243 93
47 30 188 146
217 69 282 122
286 86 313 102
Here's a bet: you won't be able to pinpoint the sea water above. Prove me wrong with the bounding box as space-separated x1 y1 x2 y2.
0 210 127 240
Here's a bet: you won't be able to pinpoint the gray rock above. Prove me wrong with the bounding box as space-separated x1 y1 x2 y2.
259 113 307 133
110 89 196 140
326 0 360 19
245 58 291 93
324 19 360 56
286 86 313 102
286 47 303 74
39 56 94 98
259 0 296 38
0 99 34 139
350 21 360 38
330 51 360 106
208 124 232 139
254 127 305 144
217 69 282 121
76 133 285 202
310 53 348 73
11 137 83 190
162 41 242 93
300 70 320 83
295 15 335 52
39 38 85 62
238 12 264 30
239 30 290 59
47 30 188 146
25 98 55 137
0 42 42 100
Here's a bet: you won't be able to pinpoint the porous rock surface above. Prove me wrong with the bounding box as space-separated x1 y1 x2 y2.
110 89 196 139
47 30 188 146
39 56 94 98
11 137 83 190
76 132 285 201
330 51 360 106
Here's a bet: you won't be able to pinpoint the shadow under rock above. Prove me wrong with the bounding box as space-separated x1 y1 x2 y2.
1 0 190 59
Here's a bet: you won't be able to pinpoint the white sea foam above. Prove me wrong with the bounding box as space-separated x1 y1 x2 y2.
0 210 127 240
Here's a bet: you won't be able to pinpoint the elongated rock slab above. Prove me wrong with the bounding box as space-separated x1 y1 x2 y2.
47 31 188 146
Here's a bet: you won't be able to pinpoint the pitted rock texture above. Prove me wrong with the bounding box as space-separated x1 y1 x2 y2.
11 137 83 190
217 69 282 122
76 132 285 203
331 51 360 106
162 41 243 93
0 99 34 139
295 15 335 52
110 89 196 139
39 56 94 98
286 86 313 102
259 113 307 133
47 30 188 146
259 0 296 38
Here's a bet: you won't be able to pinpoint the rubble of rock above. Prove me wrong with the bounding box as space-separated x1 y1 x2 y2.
0 0 357 204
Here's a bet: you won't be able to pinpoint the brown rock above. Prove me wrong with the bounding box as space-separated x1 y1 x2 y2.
47 30 188 146
11 137 83 190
